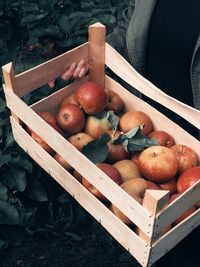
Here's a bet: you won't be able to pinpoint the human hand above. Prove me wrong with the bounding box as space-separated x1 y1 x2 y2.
48 59 90 88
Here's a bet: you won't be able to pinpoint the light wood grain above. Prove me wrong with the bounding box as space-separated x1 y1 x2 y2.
88 22 106 88
2 43 88 97
11 117 150 267
3 85 153 237
149 208 200 265
154 180 200 236
105 43 200 130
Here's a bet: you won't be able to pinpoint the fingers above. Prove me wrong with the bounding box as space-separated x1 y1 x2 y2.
61 62 77 80
48 79 55 88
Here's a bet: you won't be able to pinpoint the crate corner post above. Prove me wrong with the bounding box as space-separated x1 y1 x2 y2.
88 22 106 88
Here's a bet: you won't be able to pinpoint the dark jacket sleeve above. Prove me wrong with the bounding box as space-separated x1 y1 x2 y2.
106 1 135 55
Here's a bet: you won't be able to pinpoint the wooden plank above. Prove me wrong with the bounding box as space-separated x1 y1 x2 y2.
154 180 200 236
3 85 153 236
11 117 150 267
30 76 88 114
105 43 200 130
2 43 88 98
139 190 169 245
88 22 105 88
105 75 200 160
149 208 200 266
2 63 20 124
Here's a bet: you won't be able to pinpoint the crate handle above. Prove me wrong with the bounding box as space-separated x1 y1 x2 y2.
105 43 200 130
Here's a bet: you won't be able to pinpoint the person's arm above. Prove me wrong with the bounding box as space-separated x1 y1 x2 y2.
106 1 135 55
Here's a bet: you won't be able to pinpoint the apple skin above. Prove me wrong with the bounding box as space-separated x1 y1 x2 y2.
53 153 73 171
177 166 200 194
105 89 124 114
61 93 79 107
72 169 83 183
113 159 142 183
169 193 196 226
170 144 198 174
158 178 177 196
119 110 153 135
130 152 141 165
56 103 85 134
31 131 55 154
106 130 129 164
68 132 94 151
110 178 149 225
82 163 121 201
137 146 178 183
84 114 111 139
75 81 107 115
148 130 175 148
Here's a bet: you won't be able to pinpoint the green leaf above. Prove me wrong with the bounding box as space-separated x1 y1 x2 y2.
107 110 120 132
11 156 33 173
31 25 62 38
57 14 70 34
65 231 82 241
20 13 48 26
0 200 20 225
0 154 11 168
3 168 27 192
26 180 48 202
22 2 39 12
5 131 14 148
81 133 110 164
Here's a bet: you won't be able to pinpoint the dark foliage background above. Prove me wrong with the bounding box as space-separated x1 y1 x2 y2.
0 1 142 266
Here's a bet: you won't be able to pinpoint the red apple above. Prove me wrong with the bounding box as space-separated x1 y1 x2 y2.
56 103 85 134
170 144 198 174
68 132 94 151
146 180 161 190
148 130 175 148
105 89 124 114
72 169 83 183
106 130 129 164
119 110 153 135
61 93 79 107
169 193 196 226
177 166 200 194
84 113 111 139
158 178 177 196
75 81 107 115
130 152 141 165
82 163 121 200
137 146 178 183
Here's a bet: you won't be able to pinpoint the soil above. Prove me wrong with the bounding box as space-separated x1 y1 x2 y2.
0 199 200 267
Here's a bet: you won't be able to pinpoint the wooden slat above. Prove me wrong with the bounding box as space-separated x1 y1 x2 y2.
3 85 153 236
154 180 200 236
149 208 200 266
2 43 88 97
88 22 105 88
139 190 169 245
105 76 200 160
105 43 200 130
11 117 150 267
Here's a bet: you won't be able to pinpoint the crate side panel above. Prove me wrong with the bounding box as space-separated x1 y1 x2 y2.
105 75 200 159
4 88 153 236
11 118 150 267
154 181 200 235
14 43 88 97
149 208 200 265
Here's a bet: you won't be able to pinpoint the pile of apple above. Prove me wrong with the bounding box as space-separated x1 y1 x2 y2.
26 81 200 230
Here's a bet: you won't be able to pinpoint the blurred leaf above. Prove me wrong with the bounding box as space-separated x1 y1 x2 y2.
22 2 39 12
4 168 27 192
0 183 8 201
0 97 6 112
57 14 70 34
65 231 82 241
0 200 20 225
31 25 62 38
81 133 110 163
26 180 48 202
5 131 14 148
11 156 33 173
0 154 11 168
20 13 48 26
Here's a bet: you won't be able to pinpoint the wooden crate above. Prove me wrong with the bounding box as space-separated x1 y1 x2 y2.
2 23 200 267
